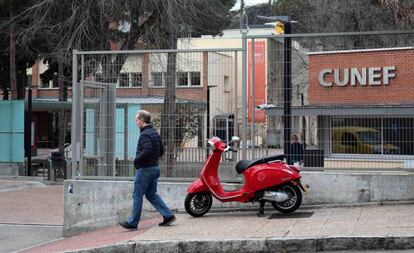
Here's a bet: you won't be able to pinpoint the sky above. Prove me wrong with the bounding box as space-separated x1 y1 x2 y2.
232 0 270 10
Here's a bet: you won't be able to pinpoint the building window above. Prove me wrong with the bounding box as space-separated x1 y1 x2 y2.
26 75 32 87
52 74 58 88
331 117 414 155
190 72 201 86
40 77 49 88
224 75 230 92
177 72 188 86
131 73 142 87
151 72 164 87
119 73 129 87
213 114 234 143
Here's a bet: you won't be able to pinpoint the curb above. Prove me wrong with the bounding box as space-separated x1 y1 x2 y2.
65 236 414 253
204 200 414 214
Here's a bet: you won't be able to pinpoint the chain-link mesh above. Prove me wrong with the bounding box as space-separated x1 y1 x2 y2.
257 32 414 170
73 49 243 179
72 32 414 180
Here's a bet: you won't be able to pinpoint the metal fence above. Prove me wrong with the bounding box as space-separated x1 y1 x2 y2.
71 30 414 180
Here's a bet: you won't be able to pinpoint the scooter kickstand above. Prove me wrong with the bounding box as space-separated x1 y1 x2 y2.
257 200 265 217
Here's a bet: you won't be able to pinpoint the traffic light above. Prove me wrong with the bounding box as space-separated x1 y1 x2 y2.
274 21 285 35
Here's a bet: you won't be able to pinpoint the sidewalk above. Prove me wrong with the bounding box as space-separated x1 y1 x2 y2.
129 203 414 252
5 178 414 253
20 202 414 253
19 216 162 253
0 179 63 253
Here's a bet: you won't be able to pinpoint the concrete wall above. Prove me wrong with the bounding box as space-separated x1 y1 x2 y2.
63 171 414 236
0 163 23 176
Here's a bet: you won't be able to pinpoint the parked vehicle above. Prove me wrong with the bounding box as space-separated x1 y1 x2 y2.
332 127 399 154
184 136 308 217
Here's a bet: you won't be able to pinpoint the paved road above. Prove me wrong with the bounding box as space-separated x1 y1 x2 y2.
0 180 63 253
0 224 61 253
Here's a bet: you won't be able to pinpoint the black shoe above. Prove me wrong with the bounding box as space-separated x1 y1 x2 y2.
159 215 176 226
119 221 137 230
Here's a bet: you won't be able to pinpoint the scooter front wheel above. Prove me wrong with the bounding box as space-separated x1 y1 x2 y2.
271 184 302 213
185 192 213 217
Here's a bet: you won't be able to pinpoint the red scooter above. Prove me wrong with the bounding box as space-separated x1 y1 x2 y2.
185 136 308 217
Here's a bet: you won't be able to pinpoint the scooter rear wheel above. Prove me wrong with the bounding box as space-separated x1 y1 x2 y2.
271 185 302 213
185 192 213 217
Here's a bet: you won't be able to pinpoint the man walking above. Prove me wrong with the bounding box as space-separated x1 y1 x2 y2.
119 110 176 230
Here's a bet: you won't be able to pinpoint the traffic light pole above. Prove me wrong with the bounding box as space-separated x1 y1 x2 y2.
283 22 292 164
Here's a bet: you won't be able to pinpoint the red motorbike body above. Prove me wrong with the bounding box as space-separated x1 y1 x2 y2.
187 137 302 203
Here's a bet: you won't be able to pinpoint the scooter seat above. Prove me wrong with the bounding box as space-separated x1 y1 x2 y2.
235 154 286 174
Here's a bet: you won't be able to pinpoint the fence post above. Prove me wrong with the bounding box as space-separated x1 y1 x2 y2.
250 38 255 156
71 50 80 178
234 51 239 138
242 30 248 160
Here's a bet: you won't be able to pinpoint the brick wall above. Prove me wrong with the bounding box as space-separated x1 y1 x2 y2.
309 49 414 106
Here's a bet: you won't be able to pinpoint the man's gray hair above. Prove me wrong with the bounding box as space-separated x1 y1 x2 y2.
137 110 151 124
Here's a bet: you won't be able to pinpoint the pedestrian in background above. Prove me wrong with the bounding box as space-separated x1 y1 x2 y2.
290 134 304 166
119 110 176 230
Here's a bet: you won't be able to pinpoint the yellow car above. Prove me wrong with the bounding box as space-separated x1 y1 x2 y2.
332 127 399 154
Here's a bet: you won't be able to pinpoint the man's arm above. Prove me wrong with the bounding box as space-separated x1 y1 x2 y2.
134 134 152 168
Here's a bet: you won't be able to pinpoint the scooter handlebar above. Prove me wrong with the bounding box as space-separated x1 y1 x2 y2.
227 147 238 152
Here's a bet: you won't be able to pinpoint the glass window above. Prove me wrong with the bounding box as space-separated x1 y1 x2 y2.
131 73 142 87
26 75 32 87
119 73 129 87
40 77 49 88
190 72 201 86
331 117 414 155
52 74 58 88
383 118 414 155
224 75 230 92
151 72 163 87
177 72 188 86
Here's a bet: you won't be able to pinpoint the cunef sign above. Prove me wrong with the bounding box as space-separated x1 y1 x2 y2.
318 66 396 87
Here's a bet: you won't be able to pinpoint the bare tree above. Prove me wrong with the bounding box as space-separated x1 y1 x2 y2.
16 0 234 174
272 0 414 50
0 0 36 100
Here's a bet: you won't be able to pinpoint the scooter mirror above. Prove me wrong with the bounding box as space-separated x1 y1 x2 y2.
231 136 241 143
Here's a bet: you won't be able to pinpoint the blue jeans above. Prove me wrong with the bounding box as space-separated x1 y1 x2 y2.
127 165 173 226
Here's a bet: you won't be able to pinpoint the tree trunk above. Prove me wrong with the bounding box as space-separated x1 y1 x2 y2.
9 2 17 100
161 40 178 177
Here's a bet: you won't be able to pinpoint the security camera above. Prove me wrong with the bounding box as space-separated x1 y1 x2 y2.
256 104 276 110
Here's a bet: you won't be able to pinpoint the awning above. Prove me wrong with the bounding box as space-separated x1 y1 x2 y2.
262 104 414 116
26 99 72 111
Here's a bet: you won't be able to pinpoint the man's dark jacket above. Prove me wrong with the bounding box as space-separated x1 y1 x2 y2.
134 125 164 169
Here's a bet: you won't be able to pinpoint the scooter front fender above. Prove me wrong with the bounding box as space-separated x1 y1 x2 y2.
187 178 209 193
